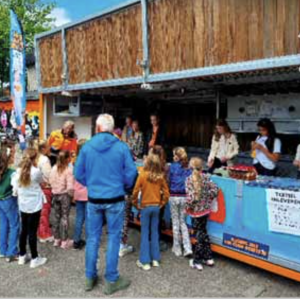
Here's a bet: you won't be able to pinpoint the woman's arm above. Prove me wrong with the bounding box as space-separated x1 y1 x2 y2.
254 143 280 162
208 136 218 163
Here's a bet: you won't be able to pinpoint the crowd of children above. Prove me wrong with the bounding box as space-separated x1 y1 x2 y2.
0 130 220 275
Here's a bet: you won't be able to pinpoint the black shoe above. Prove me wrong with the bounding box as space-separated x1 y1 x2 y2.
73 241 82 250
160 241 168 252
79 240 86 248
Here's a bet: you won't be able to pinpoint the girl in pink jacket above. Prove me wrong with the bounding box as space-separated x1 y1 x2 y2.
73 139 88 250
49 150 74 250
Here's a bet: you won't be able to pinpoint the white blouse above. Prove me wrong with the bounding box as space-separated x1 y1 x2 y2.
11 166 45 213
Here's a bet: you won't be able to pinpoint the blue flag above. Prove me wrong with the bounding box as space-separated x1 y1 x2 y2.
10 10 26 127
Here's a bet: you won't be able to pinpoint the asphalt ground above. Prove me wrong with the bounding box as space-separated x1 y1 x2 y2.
0 207 300 298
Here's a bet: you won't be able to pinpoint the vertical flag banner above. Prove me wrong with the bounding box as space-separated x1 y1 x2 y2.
10 9 26 127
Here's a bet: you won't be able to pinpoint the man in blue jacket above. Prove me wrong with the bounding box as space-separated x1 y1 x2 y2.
74 114 137 295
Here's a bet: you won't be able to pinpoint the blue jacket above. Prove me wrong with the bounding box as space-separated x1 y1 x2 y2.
74 132 137 200
169 162 192 195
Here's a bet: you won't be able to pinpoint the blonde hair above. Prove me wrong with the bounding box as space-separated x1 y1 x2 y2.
19 148 38 187
173 147 189 168
144 154 164 183
189 157 203 197
63 120 75 130
56 151 71 174
149 145 166 173
38 139 48 153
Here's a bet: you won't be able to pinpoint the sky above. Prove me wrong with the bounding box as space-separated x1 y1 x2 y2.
48 0 126 27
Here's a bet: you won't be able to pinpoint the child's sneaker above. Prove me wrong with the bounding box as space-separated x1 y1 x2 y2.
53 239 61 247
183 250 193 258
119 244 134 257
204 259 215 267
136 260 151 271
190 261 203 271
61 239 73 250
18 255 30 265
5 256 18 263
73 240 85 250
30 257 47 268
172 249 182 257
152 260 160 267
39 236 54 243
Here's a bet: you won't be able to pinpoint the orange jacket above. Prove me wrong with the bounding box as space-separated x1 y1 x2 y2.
132 170 170 209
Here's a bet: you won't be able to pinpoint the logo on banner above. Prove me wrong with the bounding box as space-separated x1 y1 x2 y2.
10 10 26 128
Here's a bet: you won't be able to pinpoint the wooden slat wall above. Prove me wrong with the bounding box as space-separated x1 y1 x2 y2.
149 0 300 74
38 0 300 89
39 33 63 88
66 5 142 85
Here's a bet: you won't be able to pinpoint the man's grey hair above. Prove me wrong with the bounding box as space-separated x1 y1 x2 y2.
96 114 115 133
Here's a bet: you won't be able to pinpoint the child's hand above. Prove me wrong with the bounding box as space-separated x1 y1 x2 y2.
293 160 300 167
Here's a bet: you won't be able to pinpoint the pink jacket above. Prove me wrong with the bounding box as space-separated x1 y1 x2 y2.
49 165 74 195
74 180 88 201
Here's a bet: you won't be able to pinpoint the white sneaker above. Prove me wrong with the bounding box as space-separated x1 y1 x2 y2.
152 260 160 267
39 236 54 243
18 255 30 265
119 244 134 257
172 249 182 257
183 250 193 257
30 257 47 269
136 260 151 271
192 263 203 271
205 259 215 266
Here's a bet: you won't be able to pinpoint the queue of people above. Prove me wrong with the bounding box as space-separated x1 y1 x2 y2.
0 113 299 295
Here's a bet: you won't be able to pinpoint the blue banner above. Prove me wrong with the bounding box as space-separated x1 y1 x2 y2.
10 10 26 127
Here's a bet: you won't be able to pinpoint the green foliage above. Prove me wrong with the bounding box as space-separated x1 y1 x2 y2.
0 0 56 93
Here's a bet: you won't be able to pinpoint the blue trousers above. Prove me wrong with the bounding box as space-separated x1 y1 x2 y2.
140 206 160 264
0 197 20 257
73 201 87 243
85 201 125 282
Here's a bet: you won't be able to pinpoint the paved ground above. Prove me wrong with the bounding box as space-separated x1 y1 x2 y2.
1 207 300 298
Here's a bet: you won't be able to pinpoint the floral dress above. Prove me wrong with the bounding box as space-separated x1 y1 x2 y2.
185 173 219 263
128 131 144 159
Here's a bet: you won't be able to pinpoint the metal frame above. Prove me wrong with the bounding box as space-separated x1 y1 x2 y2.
61 28 69 90
37 55 300 94
141 0 150 83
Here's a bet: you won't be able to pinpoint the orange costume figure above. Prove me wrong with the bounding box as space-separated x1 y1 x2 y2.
48 121 78 165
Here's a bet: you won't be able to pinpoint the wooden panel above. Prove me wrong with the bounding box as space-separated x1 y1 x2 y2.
66 5 142 85
149 0 300 74
39 33 63 88
37 0 300 88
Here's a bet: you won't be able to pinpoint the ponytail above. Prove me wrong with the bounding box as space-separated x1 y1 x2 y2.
189 157 203 198
19 148 38 187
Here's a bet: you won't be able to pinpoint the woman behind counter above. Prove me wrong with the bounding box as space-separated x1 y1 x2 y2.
207 120 239 173
252 118 281 176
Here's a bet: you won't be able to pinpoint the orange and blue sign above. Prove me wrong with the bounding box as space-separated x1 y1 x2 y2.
223 233 269 259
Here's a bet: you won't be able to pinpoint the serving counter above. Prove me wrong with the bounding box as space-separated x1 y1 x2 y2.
131 175 300 282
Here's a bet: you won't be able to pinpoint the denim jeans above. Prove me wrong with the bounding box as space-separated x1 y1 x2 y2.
0 197 20 257
73 201 87 243
140 206 160 264
85 201 125 282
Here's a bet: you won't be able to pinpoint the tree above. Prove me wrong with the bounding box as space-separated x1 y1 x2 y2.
0 0 56 95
